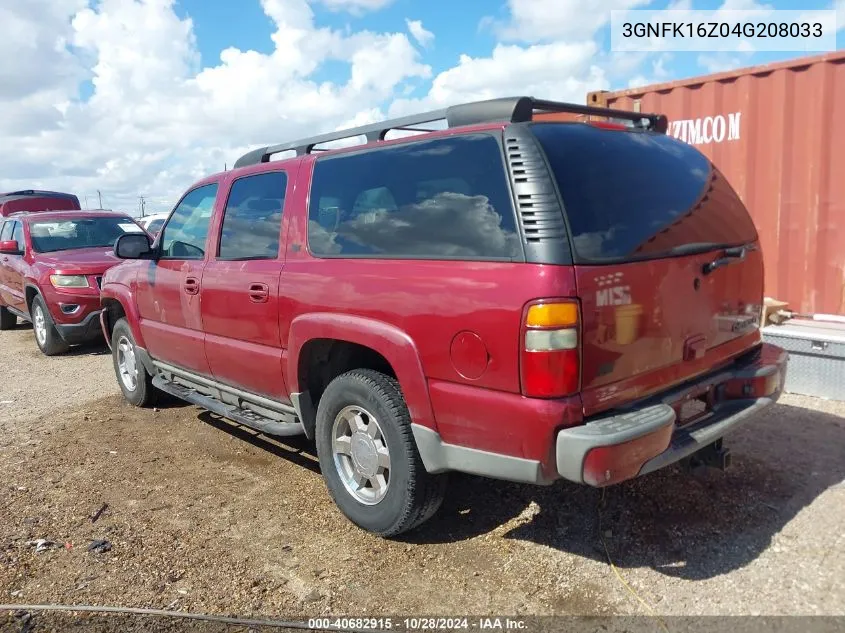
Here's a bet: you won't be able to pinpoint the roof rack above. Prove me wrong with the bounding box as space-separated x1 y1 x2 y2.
233 96 669 168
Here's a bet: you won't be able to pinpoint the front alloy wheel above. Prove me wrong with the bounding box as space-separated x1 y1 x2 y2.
116 334 139 392
30 295 69 356
33 304 47 347
110 317 156 407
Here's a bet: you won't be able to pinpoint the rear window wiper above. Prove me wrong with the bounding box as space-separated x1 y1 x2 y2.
702 243 757 275
664 242 736 257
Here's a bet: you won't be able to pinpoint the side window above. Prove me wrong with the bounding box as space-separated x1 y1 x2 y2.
217 172 287 260
12 222 24 250
0 221 13 241
307 134 520 260
160 183 219 260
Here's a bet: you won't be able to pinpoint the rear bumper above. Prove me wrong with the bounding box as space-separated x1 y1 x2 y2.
556 342 788 486
414 343 788 486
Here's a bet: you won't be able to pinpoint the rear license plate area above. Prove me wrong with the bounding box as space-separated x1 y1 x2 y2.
674 387 714 427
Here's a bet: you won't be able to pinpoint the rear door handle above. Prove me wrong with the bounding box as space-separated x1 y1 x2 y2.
184 276 200 295
248 282 269 303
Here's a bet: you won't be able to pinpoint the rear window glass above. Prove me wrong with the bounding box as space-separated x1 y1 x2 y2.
532 124 758 262
307 134 520 260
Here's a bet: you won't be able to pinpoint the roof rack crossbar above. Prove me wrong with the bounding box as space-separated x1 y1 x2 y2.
233 96 667 168
393 126 440 133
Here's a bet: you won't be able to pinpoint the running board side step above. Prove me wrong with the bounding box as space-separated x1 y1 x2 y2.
152 376 305 438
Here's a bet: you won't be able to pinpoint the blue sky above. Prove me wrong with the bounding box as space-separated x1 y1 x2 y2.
1 0 842 213
174 0 842 98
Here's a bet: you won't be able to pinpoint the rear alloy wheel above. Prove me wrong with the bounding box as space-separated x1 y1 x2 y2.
0 306 16 330
332 404 392 506
30 296 69 356
315 369 447 536
111 317 156 407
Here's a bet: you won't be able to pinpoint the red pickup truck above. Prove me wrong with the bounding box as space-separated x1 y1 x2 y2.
0 211 145 355
99 97 788 536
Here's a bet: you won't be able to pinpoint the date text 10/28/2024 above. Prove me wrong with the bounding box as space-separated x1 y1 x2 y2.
307 617 528 631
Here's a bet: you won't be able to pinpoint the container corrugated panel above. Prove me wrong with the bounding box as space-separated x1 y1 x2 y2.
762 320 845 401
588 52 845 316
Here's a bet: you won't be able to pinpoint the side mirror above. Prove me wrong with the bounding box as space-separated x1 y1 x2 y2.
115 233 153 259
0 240 21 255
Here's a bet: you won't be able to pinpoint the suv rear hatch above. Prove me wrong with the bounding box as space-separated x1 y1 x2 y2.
0 190 81 217
532 123 764 417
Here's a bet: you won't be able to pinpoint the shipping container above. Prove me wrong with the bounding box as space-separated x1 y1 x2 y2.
587 51 845 316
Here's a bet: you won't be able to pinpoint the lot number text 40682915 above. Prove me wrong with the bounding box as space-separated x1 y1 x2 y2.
307 617 528 630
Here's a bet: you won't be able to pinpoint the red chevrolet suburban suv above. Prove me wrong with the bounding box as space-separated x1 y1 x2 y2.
0 211 145 355
99 97 788 536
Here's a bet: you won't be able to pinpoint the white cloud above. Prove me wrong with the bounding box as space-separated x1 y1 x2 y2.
627 54 673 88
314 0 394 14
495 0 651 43
697 53 747 74
0 1 87 102
0 0 694 214
390 41 609 119
406 19 434 48
0 0 429 213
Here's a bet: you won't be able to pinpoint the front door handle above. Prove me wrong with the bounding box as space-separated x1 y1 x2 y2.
184 276 200 295
248 282 269 303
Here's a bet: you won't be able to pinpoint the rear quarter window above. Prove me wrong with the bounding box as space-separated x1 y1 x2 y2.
532 124 758 262
307 134 521 260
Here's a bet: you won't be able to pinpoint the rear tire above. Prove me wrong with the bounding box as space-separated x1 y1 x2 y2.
30 296 69 356
111 318 156 407
315 369 447 537
0 307 16 330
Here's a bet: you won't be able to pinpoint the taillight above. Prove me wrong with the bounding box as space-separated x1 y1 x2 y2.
520 300 580 398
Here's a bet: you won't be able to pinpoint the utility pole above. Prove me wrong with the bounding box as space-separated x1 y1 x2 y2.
97 190 103 209
84 195 89 209
138 196 146 218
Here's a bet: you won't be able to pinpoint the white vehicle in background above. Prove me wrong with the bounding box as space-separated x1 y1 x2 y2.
136 212 169 238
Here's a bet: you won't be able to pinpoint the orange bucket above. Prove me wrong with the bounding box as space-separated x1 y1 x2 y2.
615 304 643 345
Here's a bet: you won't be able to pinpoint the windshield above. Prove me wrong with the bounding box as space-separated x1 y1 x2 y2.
532 123 758 263
29 217 143 253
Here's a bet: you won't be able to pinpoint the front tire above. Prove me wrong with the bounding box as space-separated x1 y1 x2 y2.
0 306 16 330
30 296 69 356
315 369 447 537
111 317 156 407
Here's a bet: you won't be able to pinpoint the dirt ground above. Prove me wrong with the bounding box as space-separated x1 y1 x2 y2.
1 321 844 628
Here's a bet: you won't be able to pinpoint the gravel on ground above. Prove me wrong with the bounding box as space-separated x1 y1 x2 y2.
1 323 843 628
